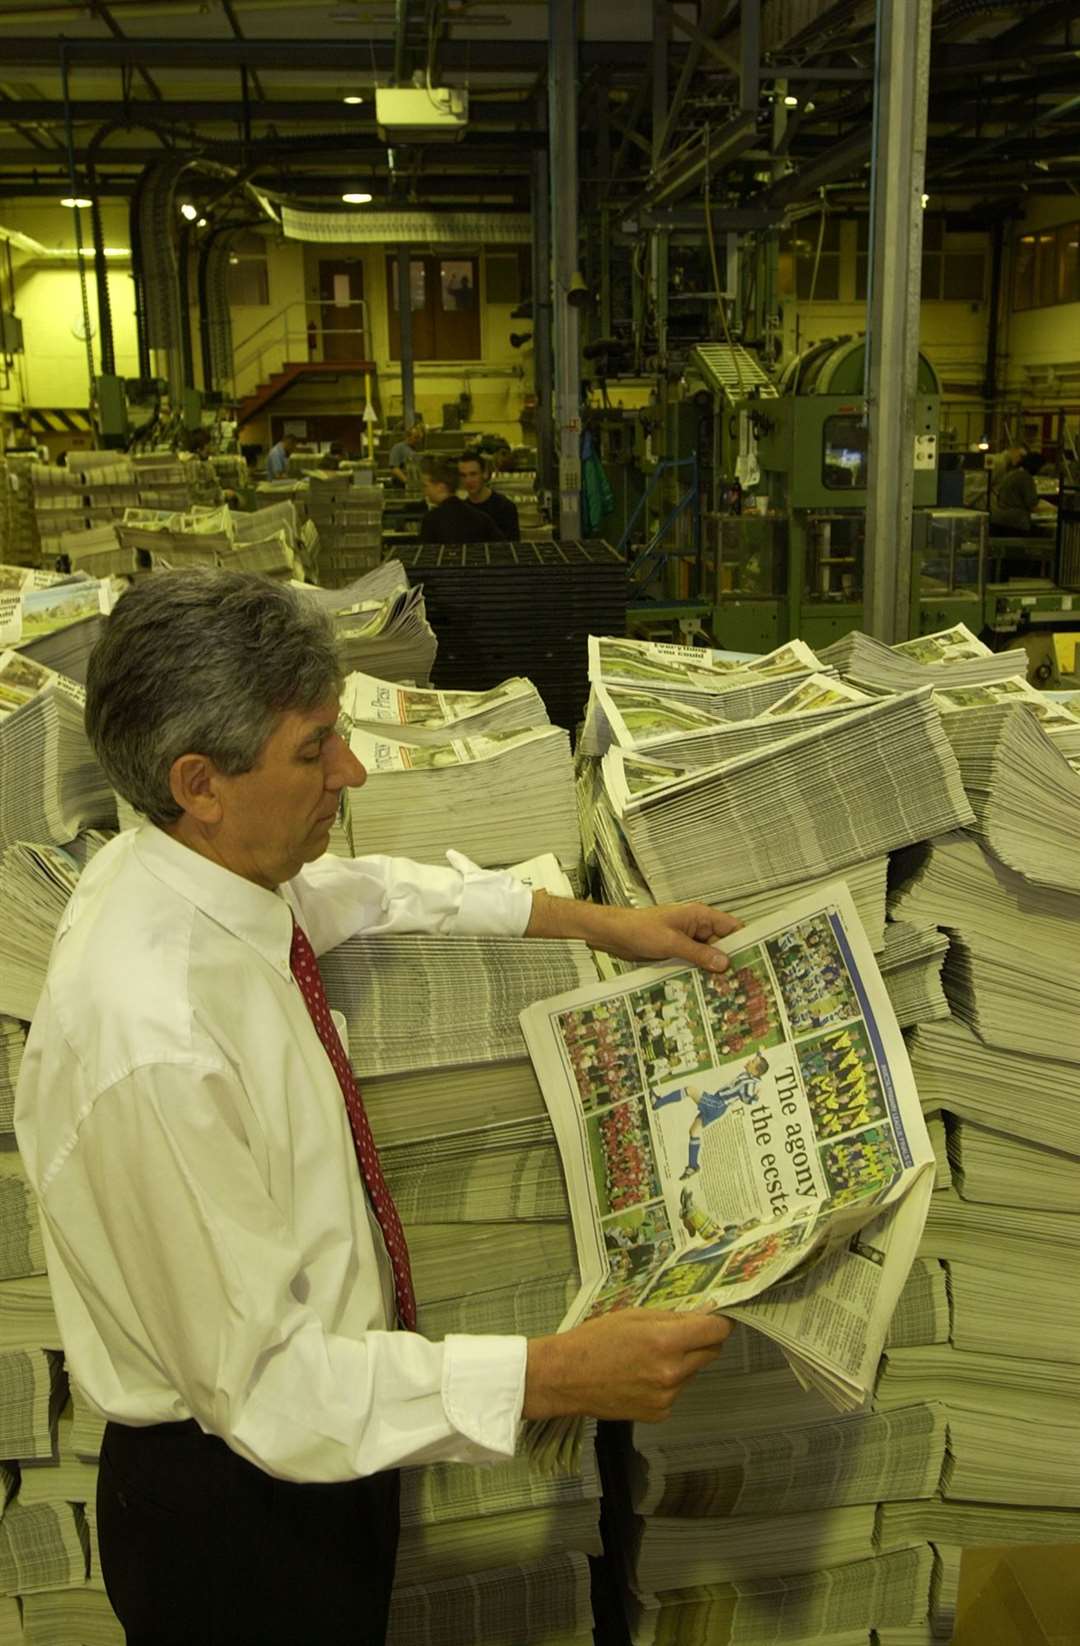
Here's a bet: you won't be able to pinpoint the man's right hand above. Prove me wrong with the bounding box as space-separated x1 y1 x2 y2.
522 1309 733 1424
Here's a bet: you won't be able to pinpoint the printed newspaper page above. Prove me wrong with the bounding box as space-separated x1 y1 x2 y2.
343 674 536 732
519 884 934 1408
348 722 559 772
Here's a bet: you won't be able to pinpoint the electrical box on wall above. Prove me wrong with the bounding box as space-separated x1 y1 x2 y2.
0 312 23 354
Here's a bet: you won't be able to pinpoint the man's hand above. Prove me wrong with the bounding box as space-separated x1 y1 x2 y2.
523 1310 734 1423
526 891 741 973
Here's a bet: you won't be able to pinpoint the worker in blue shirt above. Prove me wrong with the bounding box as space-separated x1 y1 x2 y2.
266 432 298 481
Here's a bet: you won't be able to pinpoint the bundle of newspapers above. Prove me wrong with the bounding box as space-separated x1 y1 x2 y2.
343 670 549 746
297 560 437 685
347 723 580 871
817 623 1021 694
0 656 115 856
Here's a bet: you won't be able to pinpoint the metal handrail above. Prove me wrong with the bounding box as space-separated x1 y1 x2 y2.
232 296 371 391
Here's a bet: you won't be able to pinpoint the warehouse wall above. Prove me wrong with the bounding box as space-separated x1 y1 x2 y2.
0 202 139 417
779 218 990 400
1000 196 1080 397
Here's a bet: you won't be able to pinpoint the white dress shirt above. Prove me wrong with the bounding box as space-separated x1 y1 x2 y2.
14 824 535 1483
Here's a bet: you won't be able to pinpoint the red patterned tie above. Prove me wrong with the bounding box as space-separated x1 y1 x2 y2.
289 916 417 1330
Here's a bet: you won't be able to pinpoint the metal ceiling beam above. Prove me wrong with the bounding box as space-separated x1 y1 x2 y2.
0 37 674 70
84 0 162 100
220 0 266 103
754 122 871 210
0 99 541 126
637 111 758 210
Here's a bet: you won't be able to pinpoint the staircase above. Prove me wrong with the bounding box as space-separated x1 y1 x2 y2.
237 359 376 428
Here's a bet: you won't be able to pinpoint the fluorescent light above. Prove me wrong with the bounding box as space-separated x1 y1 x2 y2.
179 202 198 221
343 95 364 105
196 217 208 227
342 191 373 204
783 94 799 107
60 196 92 208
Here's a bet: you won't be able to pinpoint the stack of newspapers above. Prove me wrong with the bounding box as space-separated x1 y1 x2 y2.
321 856 603 1646
347 723 580 871
343 670 549 745
297 561 437 685
0 660 116 854
0 455 40 566
562 626 1078 1646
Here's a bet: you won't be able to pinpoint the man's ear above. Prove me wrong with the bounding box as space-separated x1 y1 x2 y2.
169 752 225 824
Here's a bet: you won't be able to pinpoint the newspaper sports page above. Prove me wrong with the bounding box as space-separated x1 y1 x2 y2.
520 884 935 1409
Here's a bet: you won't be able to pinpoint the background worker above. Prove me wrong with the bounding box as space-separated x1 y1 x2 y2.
388 423 425 488
266 431 298 481
990 448 1058 536
419 454 500 544
459 450 520 541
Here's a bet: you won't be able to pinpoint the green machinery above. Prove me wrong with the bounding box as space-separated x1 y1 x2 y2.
688 336 980 653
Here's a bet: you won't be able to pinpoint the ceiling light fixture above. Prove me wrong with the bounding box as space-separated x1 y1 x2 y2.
343 95 364 105
783 94 799 107
179 202 198 221
921 193 930 208
342 191 373 204
60 196 92 208
196 216 208 228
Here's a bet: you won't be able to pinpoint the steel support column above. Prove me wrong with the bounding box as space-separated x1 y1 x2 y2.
862 0 932 643
650 5 670 363
548 0 581 539
530 140 555 495
396 247 415 429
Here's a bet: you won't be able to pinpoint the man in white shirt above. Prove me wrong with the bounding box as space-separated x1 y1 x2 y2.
15 570 737 1646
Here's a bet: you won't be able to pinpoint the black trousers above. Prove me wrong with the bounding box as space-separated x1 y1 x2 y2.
97 1419 400 1646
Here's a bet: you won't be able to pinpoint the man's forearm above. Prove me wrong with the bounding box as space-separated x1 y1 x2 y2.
525 889 614 948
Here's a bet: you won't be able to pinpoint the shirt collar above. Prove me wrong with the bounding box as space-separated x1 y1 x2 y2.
132 822 296 981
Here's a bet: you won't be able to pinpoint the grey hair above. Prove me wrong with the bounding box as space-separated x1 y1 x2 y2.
85 570 343 826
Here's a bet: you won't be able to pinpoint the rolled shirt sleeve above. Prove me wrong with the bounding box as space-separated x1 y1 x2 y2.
40 1061 526 1483
285 849 534 956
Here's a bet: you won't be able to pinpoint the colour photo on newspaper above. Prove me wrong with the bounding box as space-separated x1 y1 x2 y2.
519 883 935 1410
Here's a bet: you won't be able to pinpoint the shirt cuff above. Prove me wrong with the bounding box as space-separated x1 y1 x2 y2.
445 850 533 937
441 1333 527 1458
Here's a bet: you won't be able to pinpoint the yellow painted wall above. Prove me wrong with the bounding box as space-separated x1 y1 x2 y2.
1000 197 1080 397
780 220 989 398
1 202 138 418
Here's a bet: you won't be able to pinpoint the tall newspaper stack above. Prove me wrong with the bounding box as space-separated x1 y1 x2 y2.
319 855 603 1646
296 560 437 686
565 626 1069 1646
305 471 385 587
0 812 118 1642
0 456 39 568
130 451 222 513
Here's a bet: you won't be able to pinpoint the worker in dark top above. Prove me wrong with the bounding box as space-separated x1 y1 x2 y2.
458 451 520 541
990 450 1058 536
418 455 500 544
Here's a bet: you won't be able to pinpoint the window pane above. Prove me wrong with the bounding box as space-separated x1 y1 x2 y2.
823 415 869 490
921 254 942 299
440 260 475 310
854 254 868 302
922 216 944 251
796 255 839 300
1037 232 1057 307
1057 223 1080 304
1014 235 1036 311
389 258 425 310
943 253 985 301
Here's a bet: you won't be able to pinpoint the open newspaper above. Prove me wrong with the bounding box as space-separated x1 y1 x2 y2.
519 884 935 1461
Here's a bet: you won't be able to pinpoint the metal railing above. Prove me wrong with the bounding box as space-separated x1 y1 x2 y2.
231 297 371 394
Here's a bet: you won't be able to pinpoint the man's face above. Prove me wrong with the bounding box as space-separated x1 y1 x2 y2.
421 472 443 505
459 459 485 498
207 694 365 888
407 428 422 448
